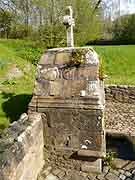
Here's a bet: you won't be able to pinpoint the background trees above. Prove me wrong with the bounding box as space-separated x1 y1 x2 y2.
113 14 135 41
0 0 103 47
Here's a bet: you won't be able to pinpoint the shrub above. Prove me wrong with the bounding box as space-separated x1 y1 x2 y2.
9 24 33 39
18 47 42 65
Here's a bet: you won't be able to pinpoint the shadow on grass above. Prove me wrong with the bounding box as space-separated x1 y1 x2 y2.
106 134 135 161
2 92 32 123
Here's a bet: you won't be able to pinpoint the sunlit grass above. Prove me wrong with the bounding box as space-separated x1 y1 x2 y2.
94 45 135 85
0 39 36 129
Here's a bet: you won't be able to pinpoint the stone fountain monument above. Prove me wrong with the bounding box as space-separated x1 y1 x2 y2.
29 6 106 173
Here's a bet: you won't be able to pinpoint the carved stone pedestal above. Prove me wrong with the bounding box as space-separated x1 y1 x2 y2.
29 47 106 173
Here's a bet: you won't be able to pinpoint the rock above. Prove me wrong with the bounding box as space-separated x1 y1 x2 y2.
97 174 106 180
41 67 59 81
43 166 52 177
118 169 125 174
20 113 28 122
109 169 119 176
81 159 102 174
70 173 84 180
6 64 23 80
52 168 61 176
119 174 126 180
28 112 42 122
105 172 119 180
45 174 59 180
112 158 129 169
124 161 135 170
103 166 110 174
124 171 132 177
57 170 66 179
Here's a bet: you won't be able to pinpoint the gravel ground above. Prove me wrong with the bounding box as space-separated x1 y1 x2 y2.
105 100 135 135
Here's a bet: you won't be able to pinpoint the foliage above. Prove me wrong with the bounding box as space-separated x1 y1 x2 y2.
0 9 13 38
0 39 36 129
99 57 105 81
37 24 66 48
103 151 116 167
0 39 43 66
113 14 135 41
9 24 33 39
68 50 85 68
0 0 103 47
71 0 103 46
2 79 16 85
17 47 42 65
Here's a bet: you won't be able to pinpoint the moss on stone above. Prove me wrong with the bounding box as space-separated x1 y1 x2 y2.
68 49 86 68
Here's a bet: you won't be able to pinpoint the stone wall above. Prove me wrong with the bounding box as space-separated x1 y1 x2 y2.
0 113 44 180
105 85 135 103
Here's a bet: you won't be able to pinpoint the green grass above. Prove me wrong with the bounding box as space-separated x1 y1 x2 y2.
94 45 135 85
0 40 135 129
0 39 42 129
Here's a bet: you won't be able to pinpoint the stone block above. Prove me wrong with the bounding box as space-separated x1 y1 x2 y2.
62 80 87 97
81 158 102 173
79 131 105 152
124 161 135 170
112 158 129 169
105 172 119 180
119 174 126 180
78 150 105 158
50 81 62 96
40 67 59 81
61 66 98 81
34 80 50 96
77 66 98 80
0 113 44 180
45 174 59 180
55 52 70 64
62 67 76 80
40 53 55 65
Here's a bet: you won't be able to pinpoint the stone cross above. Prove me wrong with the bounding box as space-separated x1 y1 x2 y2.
63 6 75 47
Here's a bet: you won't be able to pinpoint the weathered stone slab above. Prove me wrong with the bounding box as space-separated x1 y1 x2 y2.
50 81 62 96
55 52 70 64
105 172 119 180
124 161 135 170
112 158 129 169
62 79 88 97
78 150 105 158
40 53 55 65
81 159 102 173
45 174 59 180
0 113 44 180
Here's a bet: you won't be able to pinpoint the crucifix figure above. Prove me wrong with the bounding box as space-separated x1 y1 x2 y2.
63 6 75 47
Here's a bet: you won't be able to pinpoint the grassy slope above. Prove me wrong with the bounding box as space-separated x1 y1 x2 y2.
94 45 135 85
0 39 37 129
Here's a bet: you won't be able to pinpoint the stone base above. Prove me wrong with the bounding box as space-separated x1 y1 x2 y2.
81 158 102 174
